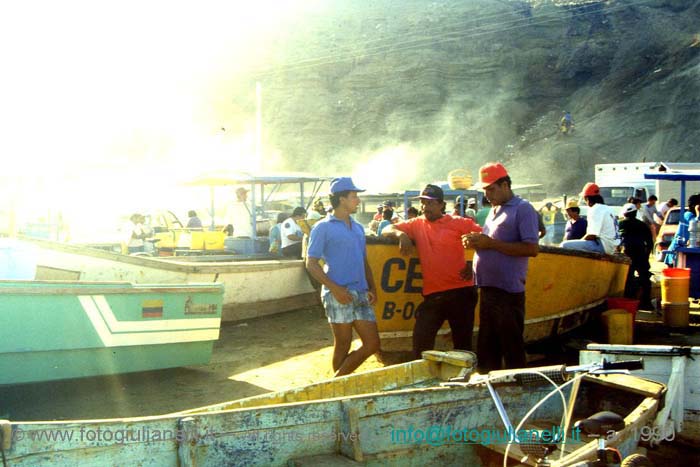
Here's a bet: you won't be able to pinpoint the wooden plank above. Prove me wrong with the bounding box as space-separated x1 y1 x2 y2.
34 265 81 280
582 373 665 399
582 349 700 412
586 343 700 355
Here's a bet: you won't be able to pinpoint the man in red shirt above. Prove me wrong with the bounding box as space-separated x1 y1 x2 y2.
382 184 482 358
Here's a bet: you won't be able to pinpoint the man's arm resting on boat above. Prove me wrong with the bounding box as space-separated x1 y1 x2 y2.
305 256 353 304
381 225 414 256
463 233 538 257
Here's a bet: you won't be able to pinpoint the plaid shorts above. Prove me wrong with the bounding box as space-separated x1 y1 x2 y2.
322 289 376 324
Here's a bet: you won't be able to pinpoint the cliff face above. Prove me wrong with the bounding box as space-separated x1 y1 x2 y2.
227 0 700 194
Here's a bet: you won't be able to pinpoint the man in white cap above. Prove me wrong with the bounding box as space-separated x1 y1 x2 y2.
452 195 477 221
306 177 379 376
619 203 654 309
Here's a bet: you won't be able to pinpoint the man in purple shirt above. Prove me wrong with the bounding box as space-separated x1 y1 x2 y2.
463 162 539 372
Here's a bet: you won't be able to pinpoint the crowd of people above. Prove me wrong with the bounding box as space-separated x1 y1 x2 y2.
123 165 690 378
302 165 694 378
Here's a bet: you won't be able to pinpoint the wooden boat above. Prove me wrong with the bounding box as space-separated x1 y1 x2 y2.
366 238 631 351
19 173 330 322
25 237 317 322
0 352 664 466
581 343 700 443
0 280 224 385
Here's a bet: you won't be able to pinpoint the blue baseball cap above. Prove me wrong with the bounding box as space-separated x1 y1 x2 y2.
329 177 365 194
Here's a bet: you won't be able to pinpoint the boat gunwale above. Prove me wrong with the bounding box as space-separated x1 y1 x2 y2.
2 367 665 466
0 279 224 295
366 236 631 265
22 236 304 273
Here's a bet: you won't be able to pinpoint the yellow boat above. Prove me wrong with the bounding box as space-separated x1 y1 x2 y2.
365 237 630 352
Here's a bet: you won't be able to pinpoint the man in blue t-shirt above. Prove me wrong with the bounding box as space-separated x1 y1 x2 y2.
564 200 587 240
306 177 379 376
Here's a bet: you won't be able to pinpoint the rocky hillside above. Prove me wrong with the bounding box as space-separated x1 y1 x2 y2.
225 0 700 194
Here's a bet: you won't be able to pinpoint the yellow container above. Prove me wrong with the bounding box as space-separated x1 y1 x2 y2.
448 169 473 190
190 232 204 250
661 268 690 303
601 309 633 345
188 231 225 250
663 302 690 327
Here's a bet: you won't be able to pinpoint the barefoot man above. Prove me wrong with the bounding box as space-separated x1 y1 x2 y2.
306 177 380 376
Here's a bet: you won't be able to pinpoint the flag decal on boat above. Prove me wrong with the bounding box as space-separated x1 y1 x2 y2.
77 295 221 347
142 300 164 318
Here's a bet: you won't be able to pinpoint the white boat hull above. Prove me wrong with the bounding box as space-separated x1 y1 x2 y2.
28 239 317 322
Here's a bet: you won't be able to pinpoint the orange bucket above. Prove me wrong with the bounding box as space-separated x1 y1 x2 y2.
661 268 690 304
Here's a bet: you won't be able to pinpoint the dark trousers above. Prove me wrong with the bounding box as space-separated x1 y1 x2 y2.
412 286 477 360
281 242 302 259
477 287 527 373
624 253 652 307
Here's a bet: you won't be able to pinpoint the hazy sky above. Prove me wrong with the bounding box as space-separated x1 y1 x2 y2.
0 0 322 224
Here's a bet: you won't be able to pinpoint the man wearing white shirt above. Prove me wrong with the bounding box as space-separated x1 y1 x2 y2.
281 207 307 258
658 197 678 221
123 213 150 254
561 182 619 255
226 187 253 237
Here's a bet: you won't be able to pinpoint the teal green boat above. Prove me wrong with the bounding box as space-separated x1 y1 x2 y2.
0 280 224 385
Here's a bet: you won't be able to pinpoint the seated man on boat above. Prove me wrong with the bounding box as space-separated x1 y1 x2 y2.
383 184 482 359
186 210 203 230
376 208 394 236
306 177 380 376
560 182 619 255
280 207 307 258
268 212 288 256
463 162 539 372
564 199 587 240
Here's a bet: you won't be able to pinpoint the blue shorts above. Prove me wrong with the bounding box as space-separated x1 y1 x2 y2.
322 290 376 324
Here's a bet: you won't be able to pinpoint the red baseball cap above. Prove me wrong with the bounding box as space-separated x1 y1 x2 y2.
477 162 509 188
580 182 600 197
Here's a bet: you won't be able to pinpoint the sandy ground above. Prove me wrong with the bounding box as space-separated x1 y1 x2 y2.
0 306 384 421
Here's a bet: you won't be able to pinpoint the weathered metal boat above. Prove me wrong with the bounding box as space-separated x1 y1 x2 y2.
0 280 224 385
0 352 662 466
581 343 700 443
366 238 631 352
